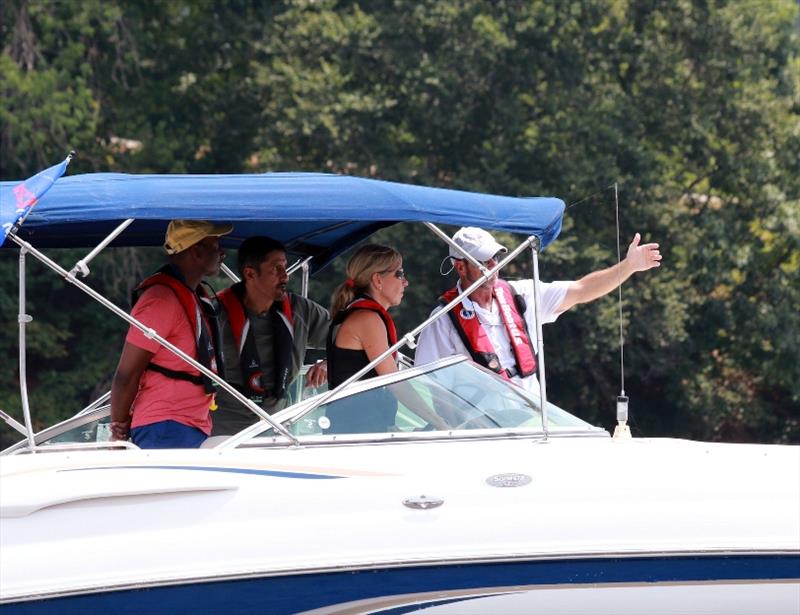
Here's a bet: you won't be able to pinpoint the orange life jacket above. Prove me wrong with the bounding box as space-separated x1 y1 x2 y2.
333 296 397 350
132 265 220 394
217 282 294 402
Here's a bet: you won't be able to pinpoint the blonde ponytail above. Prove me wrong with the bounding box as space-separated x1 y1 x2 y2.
331 244 402 317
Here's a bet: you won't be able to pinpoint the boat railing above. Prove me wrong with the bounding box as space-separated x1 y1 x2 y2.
6 212 553 453
217 229 551 450
7 440 139 455
75 391 112 418
7 230 300 449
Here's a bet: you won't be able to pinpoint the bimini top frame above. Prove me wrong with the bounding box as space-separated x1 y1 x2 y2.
1 171 565 452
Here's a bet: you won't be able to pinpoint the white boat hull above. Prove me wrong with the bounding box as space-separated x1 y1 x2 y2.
2 437 798 613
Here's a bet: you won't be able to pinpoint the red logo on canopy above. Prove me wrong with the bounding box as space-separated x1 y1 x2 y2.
13 183 38 212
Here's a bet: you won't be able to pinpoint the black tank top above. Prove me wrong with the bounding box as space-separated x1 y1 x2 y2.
326 296 395 387
328 346 378 388
325 304 397 433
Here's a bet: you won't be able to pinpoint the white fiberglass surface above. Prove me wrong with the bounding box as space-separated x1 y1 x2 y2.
263 360 597 438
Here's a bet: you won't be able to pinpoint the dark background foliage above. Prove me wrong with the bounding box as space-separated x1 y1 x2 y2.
2 0 798 447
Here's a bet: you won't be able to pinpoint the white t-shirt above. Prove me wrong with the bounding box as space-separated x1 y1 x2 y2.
415 279 570 393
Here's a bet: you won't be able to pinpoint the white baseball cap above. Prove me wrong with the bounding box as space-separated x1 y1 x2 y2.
448 227 507 262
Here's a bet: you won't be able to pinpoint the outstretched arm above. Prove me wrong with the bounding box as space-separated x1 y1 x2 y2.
558 233 661 313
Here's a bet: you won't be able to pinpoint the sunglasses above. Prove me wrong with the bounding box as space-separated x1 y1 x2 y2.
381 268 406 280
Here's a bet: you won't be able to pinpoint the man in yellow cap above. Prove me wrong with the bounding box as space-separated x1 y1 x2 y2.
110 219 232 448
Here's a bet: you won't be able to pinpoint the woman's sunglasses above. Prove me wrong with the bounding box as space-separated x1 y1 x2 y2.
381 268 406 280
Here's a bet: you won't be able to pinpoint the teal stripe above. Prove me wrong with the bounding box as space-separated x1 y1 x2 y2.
60 465 344 479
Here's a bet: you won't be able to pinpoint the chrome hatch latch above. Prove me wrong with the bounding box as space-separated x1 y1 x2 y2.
403 495 444 510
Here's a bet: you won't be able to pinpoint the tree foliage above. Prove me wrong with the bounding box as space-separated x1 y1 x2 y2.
2 0 798 447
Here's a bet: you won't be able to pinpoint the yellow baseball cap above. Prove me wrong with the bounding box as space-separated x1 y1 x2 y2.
164 220 233 255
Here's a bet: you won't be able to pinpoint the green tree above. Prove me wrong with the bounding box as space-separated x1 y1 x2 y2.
2 0 798 447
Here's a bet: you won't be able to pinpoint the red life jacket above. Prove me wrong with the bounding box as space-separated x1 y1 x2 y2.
328 296 398 358
439 279 537 379
132 265 220 394
217 282 294 402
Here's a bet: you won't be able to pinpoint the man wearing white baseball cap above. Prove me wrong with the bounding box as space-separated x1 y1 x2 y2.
415 226 661 393
110 219 232 448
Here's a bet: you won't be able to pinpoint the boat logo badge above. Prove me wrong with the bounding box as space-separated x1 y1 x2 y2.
317 416 331 430
486 473 532 488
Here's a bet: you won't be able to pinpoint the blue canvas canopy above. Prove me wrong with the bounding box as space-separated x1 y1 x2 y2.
1 172 564 270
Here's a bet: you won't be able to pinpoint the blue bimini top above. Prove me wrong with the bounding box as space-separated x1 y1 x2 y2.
1 172 564 270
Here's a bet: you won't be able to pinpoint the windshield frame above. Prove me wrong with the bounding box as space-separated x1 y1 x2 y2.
215 355 608 450
1 404 128 455
3 356 608 455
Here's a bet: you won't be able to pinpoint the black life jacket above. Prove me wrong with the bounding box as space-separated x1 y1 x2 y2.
439 279 537 379
131 265 221 394
217 282 294 402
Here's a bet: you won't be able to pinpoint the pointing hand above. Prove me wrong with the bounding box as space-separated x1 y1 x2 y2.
626 233 662 273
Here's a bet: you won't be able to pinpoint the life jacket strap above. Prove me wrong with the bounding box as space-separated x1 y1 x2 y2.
146 362 205 386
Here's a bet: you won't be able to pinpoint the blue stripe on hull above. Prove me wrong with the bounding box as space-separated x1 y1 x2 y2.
60 465 344 479
4 554 799 614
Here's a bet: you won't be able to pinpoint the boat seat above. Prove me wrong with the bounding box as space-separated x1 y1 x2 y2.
200 435 231 448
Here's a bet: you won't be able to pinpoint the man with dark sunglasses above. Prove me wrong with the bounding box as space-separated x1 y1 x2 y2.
415 227 661 392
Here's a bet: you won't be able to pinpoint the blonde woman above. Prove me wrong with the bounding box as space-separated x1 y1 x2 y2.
328 244 408 388
325 244 452 434
324 244 408 432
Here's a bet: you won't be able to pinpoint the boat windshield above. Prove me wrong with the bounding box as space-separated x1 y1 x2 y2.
258 360 598 438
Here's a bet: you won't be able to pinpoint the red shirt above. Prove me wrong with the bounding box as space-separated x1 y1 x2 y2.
126 285 213 434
